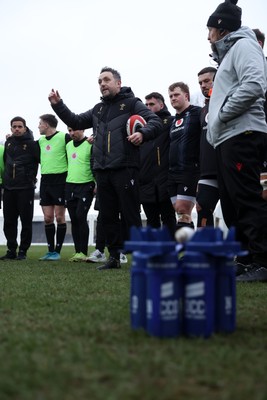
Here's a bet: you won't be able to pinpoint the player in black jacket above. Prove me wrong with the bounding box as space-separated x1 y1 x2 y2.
0 117 39 260
168 82 202 230
49 66 162 270
139 92 176 237
196 67 219 227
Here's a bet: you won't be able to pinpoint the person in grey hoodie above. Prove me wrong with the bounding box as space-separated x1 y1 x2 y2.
206 0 267 282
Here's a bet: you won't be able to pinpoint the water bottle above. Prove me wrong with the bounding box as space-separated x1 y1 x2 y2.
182 251 215 338
130 251 148 330
215 255 236 333
146 252 182 338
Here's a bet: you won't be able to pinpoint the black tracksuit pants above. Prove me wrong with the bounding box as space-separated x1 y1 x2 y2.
67 196 93 256
142 198 177 238
216 131 267 266
96 168 142 259
3 188 35 253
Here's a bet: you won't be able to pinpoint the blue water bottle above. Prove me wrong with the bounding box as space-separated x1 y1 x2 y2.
146 252 182 338
182 251 215 338
130 251 148 330
215 255 236 333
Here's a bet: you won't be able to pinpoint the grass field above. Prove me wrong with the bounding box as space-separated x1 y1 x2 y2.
0 245 267 400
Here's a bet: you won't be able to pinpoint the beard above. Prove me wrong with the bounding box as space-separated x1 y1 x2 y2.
211 42 217 53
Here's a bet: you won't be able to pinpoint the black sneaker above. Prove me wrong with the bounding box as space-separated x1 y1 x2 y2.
0 250 17 260
97 257 121 271
234 261 252 276
234 255 253 276
236 263 267 282
16 251 27 260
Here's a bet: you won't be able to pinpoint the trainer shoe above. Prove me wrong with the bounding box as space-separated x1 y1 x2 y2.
234 261 252 276
97 257 121 270
46 251 61 261
69 253 77 262
16 251 27 260
69 252 87 262
0 250 17 260
234 255 253 276
39 252 54 261
86 249 107 263
120 253 128 264
236 263 267 282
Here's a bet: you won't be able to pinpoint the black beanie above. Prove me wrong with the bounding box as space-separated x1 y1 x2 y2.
207 0 242 32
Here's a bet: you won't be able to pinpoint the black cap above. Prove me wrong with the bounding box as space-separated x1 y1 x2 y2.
207 0 242 32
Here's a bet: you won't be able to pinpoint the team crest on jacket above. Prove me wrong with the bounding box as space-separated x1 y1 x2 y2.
175 118 183 127
72 153 77 159
46 145 51 151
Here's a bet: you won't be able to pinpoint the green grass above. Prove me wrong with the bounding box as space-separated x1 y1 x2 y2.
0 245 267 400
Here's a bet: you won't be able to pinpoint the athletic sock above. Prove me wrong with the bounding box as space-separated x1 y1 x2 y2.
45 223 55 252
55 223 67 254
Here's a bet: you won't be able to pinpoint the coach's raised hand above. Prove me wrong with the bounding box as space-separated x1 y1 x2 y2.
48 89 61 105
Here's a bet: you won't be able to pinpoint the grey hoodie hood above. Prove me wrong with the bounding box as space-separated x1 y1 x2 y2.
211 26 258 65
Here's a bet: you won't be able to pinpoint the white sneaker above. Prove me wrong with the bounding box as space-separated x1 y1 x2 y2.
120 253 128 264
86 249 107 263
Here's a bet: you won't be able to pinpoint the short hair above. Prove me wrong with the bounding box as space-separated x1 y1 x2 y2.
39 114 58 128
145 92 165 104
10 116 26 127
198 67 217 76
168 82 190 101
252 28 265 48
100 66 121 81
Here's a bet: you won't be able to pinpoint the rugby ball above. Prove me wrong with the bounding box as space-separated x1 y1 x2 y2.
126 115 146 136
175 227 195 243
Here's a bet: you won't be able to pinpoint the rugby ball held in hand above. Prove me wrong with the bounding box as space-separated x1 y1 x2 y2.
126 115 146 136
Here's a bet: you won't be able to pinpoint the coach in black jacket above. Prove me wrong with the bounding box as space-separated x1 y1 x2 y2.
0 116 40 260
49 66 162 270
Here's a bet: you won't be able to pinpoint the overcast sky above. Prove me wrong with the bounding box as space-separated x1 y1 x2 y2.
1 0 266 140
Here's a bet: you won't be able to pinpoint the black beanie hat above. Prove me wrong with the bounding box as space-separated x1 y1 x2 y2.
207 0 242 32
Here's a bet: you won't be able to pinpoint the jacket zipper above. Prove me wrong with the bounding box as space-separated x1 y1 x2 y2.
108 131 111 153
157 147 161 166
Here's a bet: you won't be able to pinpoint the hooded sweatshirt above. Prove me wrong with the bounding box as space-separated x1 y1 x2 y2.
207 26 267 148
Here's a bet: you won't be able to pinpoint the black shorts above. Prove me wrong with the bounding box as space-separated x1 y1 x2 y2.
40 183 65 206
168 171 199 203
65 181 95 207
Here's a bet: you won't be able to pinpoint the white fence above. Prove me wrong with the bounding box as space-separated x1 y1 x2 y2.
0 200 227 246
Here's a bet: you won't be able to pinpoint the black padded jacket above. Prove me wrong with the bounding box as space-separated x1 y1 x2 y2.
52 86 162 170
139 106 174 203
3 129 40 190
